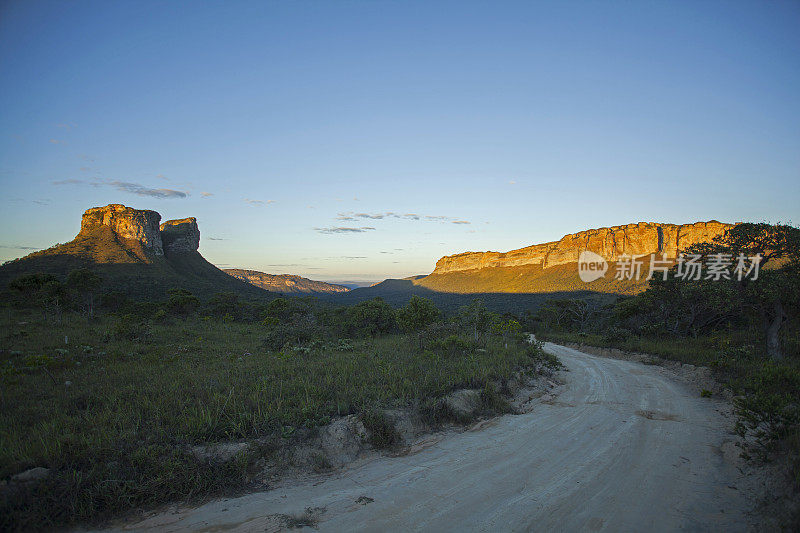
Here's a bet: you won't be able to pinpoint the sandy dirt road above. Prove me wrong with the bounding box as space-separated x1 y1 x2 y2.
119 342 754 532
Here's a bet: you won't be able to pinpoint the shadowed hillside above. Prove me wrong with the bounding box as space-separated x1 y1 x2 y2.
320 277 619 314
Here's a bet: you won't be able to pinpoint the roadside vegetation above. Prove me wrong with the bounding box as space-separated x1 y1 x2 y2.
533 223 800 524
0 279 555 530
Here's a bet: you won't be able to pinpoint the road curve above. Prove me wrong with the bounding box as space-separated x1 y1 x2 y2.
121 343 753 532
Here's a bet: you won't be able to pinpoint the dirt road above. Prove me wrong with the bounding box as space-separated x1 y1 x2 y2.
121 342 754 532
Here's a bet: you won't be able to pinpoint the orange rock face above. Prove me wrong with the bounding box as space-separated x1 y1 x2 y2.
80 204 164 255
432 221 734 274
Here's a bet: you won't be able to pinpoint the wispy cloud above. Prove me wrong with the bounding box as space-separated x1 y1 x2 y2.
55 123 76 130
109 181 188 198
336 211 469 224
53 178 187 198
315 226 376 234
244 198 275 206
156 174 168 181
0 244 41 251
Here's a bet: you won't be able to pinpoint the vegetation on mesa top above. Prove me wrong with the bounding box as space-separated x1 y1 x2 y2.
0 278 556 530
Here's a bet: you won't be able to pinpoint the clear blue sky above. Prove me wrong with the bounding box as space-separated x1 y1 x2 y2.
1 0 798 283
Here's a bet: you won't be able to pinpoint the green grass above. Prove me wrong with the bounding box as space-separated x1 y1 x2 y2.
536 329 758 368
0 309 545 529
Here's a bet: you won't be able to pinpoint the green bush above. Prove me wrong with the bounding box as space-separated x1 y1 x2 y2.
430 335 478 357
341 298 396 338
360 409 401 449
166 288 200 317
111 314 152 341
734 363 800 455
396 296 440 332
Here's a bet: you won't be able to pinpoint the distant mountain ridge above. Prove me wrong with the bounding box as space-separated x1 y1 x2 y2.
322 220 736 312
224 269 350 294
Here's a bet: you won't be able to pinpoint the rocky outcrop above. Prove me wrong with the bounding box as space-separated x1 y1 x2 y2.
160 218 200 255
432 221 734 274
224 269 350 294
80 204 163 255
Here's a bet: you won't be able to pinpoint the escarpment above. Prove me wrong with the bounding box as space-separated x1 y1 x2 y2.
80 204 164 256
77 205 202 257
160 218 200 255
431 221 734 274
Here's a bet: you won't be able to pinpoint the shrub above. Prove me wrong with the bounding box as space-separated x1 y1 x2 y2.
603 326 631 344
430 335 478 357
166 288 200 317
734 363 800 456
112 314 152 341
261 313 324 350
342 298 396 338
360 409 401 449
396 296 440 332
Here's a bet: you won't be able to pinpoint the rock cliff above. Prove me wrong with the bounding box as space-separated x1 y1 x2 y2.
1 203 272 300
160 218 200 255
432 221 734 274
80 204 164 256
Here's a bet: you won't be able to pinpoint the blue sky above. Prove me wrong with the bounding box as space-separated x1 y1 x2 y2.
1 0 798 283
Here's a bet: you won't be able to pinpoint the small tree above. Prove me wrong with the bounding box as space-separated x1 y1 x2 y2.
397 296 441 348
689 223 800 359
67 268 103 320
492 318 523 348
459 298 490 341
344 297 396 337
396 296 440 332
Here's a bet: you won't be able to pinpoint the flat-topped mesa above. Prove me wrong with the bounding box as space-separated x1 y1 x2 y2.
432 221 734 275
159 218 200 255
80 204 163 255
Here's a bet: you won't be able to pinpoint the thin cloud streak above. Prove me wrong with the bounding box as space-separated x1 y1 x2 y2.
336 211 468 224
109 181 188 198
0 244 41 250
53 178 188 198
315 226 376 234
244 198 275 206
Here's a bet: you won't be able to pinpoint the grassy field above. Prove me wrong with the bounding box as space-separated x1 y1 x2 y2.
0 308 551 530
